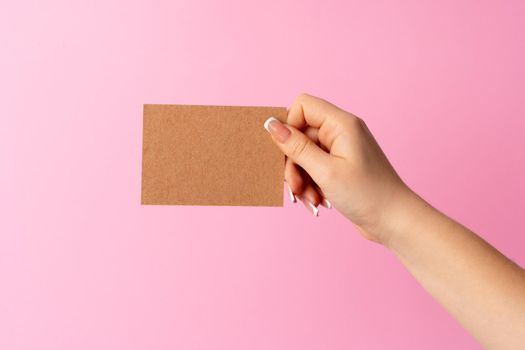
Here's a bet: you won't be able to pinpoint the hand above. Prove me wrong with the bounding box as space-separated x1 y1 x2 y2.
264 93 412 244
265 94 525 349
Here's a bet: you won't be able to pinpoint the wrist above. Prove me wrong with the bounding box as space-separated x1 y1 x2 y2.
373 186 432 250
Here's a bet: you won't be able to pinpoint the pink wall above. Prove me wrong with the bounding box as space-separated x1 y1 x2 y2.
1 1 524 349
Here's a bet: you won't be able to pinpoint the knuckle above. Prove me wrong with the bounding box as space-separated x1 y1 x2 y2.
345 115 367 133
356 116 367 128
297 92 310 100
348 115 361 127
295 92 312 105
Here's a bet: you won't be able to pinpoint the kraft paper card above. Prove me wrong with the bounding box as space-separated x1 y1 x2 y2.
141 104 287 206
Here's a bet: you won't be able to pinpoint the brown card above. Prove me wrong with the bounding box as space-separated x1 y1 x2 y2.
141 104 287 206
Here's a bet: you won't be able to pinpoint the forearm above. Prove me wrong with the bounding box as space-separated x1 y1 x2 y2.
270 94 525 347
383 190 525 350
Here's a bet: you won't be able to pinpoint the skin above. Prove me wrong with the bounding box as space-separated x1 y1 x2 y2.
264 93 525 350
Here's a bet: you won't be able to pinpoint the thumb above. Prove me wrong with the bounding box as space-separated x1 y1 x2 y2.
264 117 331 182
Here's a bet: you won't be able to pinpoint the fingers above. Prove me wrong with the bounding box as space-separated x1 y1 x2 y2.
287 93 351 151
296 183 322 217
285 156 330 216
287 93 348 128
304 126 319 144
265 111 333 217
304 126 331 152
315 184 332 209
283 127 320 196
284 158 302 203
264 117 331 183
285 166 323 216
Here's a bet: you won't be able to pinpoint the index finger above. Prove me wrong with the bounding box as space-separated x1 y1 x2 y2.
286 93 350 130
287 93 353 151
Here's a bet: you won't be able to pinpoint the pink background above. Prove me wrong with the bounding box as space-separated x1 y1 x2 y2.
1 1 524 349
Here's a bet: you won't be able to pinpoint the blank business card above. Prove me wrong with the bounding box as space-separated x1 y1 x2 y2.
141 104 287 206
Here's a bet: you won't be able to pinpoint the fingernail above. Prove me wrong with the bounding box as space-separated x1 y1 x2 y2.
263 117 291 143
296 196 319 217
308 202 319 217
285 182 296 203
321 198 332 209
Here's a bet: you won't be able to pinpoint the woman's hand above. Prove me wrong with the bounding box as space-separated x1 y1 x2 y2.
265 93 525 350
264 93 412 244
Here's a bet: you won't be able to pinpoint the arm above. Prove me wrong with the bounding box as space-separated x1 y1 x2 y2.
386 189 525 350
264 93 525 349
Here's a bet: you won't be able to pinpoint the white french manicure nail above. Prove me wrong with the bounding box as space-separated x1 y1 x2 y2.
263 117 278 132
308 202 319 217
285 182 296 203
322 198 332 209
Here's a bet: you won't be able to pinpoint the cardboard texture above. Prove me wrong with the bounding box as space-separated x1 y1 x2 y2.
141 104 287 206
